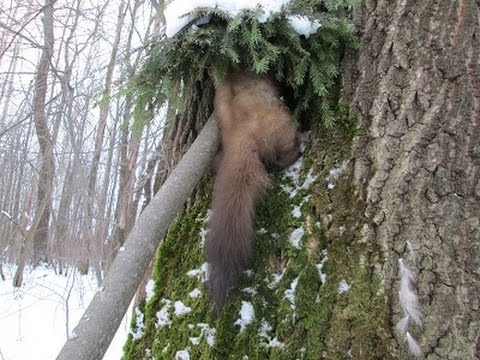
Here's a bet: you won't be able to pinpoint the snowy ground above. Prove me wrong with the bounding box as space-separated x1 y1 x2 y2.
0 264 130 360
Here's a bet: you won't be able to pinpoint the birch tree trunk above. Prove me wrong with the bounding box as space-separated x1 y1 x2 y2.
344 1 480 357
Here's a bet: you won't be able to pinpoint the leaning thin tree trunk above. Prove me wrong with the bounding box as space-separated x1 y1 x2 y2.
56 115 219 360
345 1 480 357
32 0 55 266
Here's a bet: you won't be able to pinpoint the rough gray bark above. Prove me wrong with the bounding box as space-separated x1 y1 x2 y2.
345 1 480 358
56 115 219 360
32 0 55 266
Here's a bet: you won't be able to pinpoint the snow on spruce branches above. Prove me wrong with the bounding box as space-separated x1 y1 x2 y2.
165 0 292 37
164 0 321 38
133 0 358 128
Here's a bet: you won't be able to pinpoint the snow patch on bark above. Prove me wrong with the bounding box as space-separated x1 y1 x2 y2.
268 268 286 288
289 227 304 249
174 301 192 316
145 279 155 302
156 299 172 328
284 277 299 310
175 349 190 360
325 165 344 190
130 308 145 340
188 288 202 298
235 301 255 333
186 262 210 282
338 279 351 293
316 250 328 284
196 323 216 346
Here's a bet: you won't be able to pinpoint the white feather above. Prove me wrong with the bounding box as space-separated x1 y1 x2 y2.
396 315 409 334
398 259 422 325
396 258 423 357
406 240 416 261
406 332 422 357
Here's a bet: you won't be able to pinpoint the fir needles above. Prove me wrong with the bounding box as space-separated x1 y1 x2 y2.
134 0 358 128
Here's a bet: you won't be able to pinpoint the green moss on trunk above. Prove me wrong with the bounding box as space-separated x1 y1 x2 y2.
123 117 394 359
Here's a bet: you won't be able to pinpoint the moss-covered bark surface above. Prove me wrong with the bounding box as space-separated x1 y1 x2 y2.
123 117 395 359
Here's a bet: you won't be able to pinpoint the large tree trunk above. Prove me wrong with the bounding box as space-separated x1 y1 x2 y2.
73 1 477 359
32 0 55 266
345 1 480 358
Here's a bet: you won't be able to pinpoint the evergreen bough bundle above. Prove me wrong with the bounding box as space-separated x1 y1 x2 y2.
135 0 358 128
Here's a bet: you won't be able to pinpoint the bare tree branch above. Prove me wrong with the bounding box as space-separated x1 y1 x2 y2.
0 21 41 49
0 0 59 59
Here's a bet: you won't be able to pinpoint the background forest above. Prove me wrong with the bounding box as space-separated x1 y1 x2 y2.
1 0 165 358
1 0 165 284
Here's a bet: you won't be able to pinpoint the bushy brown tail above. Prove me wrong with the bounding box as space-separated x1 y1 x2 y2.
205 149 270 310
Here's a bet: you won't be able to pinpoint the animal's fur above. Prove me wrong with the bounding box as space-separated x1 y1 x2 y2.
206 72 300 310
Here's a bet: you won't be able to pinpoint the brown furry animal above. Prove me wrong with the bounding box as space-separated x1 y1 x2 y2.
206 72 301 310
